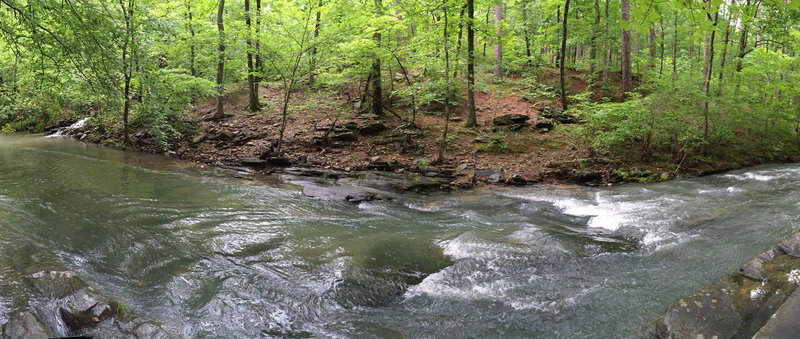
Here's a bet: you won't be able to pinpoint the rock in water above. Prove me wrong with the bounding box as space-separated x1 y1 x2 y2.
654 281 742 339
492 114 530 126
0 311 53 339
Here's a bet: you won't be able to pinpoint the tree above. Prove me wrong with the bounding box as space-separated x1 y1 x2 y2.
620 0 633 97
493 1 503 77
245 0 259 112
559 0 570 110
214 0 226 119
465 0 477 127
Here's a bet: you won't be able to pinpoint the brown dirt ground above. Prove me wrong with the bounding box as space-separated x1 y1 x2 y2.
128 69 648 187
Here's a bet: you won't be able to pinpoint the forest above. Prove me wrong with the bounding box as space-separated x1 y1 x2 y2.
2 0 800 183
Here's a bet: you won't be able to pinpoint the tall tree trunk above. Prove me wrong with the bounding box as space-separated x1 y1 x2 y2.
437 0 452 162
245 0 258 111
589 0 600 76
185 1 197 77
214 0 226 118
493 2 503 77
717 12 733 95
702 2 719 141
465 0 477 127
371 0 383 116
602 0 610 82
255 0 262 77
620 0 633 97
672 10 678 80
309 0 322 87
521 0 531 66
559 0 570 110
121 0 135 145
659 17 665 76
648 25 656 70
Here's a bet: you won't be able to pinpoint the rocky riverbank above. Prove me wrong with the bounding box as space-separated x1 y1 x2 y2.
648 232 800 338
0 248 175 339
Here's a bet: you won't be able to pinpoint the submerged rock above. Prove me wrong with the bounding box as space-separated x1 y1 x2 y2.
0 311 53 339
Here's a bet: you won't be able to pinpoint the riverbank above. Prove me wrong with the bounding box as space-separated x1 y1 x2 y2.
54 73 799 192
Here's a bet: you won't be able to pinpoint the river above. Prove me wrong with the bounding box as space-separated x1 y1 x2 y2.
0 134 798 338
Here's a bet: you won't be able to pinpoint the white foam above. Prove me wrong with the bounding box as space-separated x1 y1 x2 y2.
45 117 91 138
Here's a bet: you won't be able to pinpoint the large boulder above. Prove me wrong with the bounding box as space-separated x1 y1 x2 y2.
492 114 530 126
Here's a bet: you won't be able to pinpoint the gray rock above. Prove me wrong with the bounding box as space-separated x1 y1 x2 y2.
29 271 86 299
239 157 266 167
777 233 800 257
301 184 380 203
475 169 500 178
492 114 530 126
739 249 778 281
538 106 578 124
456 164 469 171
358 122 388 136
1 311 53 339
534 118 556 130
654 282 742 339
753 289 800 339
331 131 358 142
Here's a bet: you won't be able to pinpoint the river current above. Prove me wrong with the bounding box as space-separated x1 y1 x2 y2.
0 134 798 337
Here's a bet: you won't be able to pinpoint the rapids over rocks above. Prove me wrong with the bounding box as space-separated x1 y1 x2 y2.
0 133 799 337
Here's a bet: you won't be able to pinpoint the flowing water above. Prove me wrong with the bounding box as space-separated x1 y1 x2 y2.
1 133 799 338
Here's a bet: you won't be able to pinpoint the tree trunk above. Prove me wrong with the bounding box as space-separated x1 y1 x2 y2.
702 2 719 141
717 12 733 95
620 0 633 97
521 0 531 66
672 10 678 80
648 25 656 70
185 1 197 77
309 0 322 87
601 0 610 82
371 0 383 115
589 0 600 76
245 0 258 111
214 0 226 118
255 0 262 77
121 0 135 145
559 0 570 110
437 0 452 162
465 0 477 127
493 2 503 77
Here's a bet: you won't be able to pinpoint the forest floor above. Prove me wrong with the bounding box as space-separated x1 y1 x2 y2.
107 69 771 189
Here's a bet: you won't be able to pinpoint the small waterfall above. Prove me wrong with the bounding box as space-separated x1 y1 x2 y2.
45 117 90 138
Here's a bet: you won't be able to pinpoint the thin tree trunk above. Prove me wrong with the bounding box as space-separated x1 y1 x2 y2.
521 0 531 66
602 0 610 82
245 0 258 111
214 0 226 118
717 12 733 95
185 1 197 77
620 0 633 97
493 2 503 77
702 3 719 141
559 0 570 110
255 0 262 77
309 0 322 87
659 17 665 76
121 0 135 145
672 10 678 80
371 0 383 115
648 25 656 70
589 0 600 76
465 0 477 127
437 1 452 162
